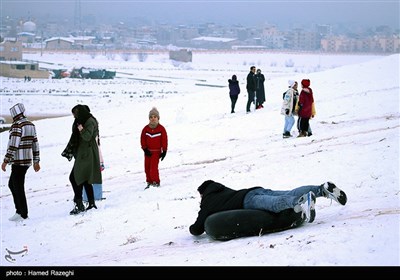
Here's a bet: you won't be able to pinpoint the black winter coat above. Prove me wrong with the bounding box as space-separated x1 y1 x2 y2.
228 79 240 96
246 71 256 91
189 181 260 236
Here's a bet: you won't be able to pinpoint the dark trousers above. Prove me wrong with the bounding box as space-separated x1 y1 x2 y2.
9 165 29 218
297 117 310 133
230 95 238 113
69 168 94 202
246 90 255 112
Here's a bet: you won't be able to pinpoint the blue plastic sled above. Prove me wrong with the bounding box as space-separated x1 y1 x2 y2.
83 184 103 202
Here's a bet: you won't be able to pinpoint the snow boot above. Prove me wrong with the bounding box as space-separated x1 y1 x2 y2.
297 131 307 137
86 199 97 210
70 198 85 215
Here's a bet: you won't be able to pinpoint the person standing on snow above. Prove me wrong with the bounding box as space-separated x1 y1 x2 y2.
246 66 257 113
228 74 240 113
62 104 102 215
255 69 266 109
141 107 168 189
296 79 315 137
2 103 40 222
281 80 299 138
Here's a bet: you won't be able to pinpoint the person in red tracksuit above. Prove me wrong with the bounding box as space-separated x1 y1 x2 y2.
140 107 168 189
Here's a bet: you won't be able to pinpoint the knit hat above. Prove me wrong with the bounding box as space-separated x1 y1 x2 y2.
10 103 25 119
288 80 296 88
301 79 311 88
149 107 160 119
232 75 237 81
197 180 214 195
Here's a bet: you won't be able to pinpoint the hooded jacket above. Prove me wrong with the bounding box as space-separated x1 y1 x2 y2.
298 87 314 118
3 103 40 166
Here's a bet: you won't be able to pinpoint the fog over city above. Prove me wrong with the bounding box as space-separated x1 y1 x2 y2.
2 0 399 29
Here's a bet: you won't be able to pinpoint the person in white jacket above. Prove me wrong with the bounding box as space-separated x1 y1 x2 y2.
281 80 299 138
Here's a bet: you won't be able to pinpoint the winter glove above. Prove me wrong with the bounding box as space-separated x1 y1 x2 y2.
100 162 105 171
143 148 152 157
285 109 290 115
160 151 167 161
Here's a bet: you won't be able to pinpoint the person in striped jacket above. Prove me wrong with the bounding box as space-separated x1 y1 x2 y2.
141 107 168 189
2 103 40 222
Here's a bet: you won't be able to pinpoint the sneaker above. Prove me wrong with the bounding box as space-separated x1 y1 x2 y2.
294 191 316 223
322 182 347 205
283 132 292 138
14 215 25 222
9 213 22 221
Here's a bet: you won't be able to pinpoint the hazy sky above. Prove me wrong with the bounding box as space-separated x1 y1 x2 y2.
1 0 399 28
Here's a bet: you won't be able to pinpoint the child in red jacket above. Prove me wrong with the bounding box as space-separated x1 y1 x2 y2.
141 107 168 189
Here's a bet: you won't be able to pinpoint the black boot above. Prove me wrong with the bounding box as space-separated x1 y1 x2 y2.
70 198 85 215
86 200 97 210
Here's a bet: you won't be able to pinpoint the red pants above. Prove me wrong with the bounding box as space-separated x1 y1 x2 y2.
144 151 161 184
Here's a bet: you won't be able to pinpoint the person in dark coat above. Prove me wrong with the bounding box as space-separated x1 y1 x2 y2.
62 104 102 215
255 69 266 109
228 74 240 113
246 66 257 113
189 180 347 236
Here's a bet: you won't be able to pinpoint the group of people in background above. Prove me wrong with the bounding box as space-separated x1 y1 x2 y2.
281 78 315 138
228 65 266 114
245 66 266 113
229 66 315 138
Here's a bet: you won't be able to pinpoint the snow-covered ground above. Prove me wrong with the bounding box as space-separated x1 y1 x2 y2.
0 51 399 268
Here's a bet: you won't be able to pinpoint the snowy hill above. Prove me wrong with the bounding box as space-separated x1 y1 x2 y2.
0 52 399 268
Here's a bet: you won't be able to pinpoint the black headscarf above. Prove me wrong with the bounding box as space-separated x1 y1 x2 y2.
71 105 92 153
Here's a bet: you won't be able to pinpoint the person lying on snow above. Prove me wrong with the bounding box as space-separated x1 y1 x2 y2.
189 180 347 236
